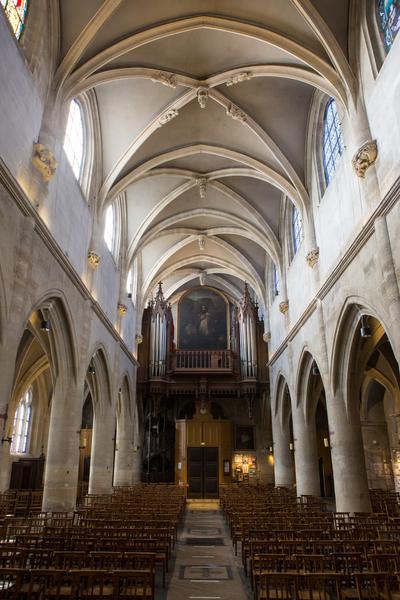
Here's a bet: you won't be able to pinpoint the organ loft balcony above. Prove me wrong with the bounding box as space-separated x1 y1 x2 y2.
170 349 237 373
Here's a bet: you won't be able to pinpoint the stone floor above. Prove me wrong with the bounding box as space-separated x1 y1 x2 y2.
164 499 252 600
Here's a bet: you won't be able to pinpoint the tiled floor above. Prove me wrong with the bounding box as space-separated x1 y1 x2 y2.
165 500 252 600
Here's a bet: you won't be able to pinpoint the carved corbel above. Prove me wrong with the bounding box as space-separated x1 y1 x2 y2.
87 251 101 270
352 140 378 178
32 143 57 182
279 301 289 314
118 303 127 317
306 247 319 268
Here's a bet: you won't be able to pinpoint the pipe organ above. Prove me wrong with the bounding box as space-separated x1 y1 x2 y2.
238 284 259 379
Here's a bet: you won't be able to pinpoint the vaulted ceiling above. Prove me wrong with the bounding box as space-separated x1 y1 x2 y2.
56 0 352 313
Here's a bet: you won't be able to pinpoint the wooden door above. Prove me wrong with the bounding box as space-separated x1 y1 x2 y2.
187 447 219 499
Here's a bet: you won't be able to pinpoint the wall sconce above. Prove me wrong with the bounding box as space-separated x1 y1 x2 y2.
360 315 371 338
323 437 330 448
269 446 273 455
88 362 95 375
312 363 320 376
289 442 294 451
201 441 205 446
40 320 51 332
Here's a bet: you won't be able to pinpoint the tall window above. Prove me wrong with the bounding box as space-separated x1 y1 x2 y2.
104 204 115 253
11 387 32 454
1 0 29 39
126 267 133 294
292 206 303 255
323 98 344 185
378 0 400 52
272 264 280 296
63 99 84 180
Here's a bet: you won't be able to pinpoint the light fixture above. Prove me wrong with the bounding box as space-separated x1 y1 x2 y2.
88 363 95 375
289 442 294 451
40 320 51 332
323 437 330 448
360 315 371 338
269 446 273 454
201 441 205 446
312 363 320 376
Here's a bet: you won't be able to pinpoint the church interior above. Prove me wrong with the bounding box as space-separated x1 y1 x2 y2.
0 0 400 598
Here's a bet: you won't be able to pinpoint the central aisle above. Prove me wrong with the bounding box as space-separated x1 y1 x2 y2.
166 500 251 600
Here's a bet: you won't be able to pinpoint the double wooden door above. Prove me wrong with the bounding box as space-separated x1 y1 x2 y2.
187 447 219 499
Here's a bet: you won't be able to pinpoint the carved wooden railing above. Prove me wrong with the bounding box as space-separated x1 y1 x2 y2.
171 349 234 371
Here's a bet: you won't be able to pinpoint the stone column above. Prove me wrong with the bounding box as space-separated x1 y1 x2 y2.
89 407 115 495
0 341 20 491
375 216 400 360
42 380 82 511
292 406 321 497
271 412 294 488
326 390 371 513
113 416 134 487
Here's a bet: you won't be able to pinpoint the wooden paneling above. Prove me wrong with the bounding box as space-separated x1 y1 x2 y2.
175 419 233 492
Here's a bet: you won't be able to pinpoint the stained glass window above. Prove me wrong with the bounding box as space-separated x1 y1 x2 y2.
63 99 84 180
104 205 115 253
11 387 32 454
323 98 344 185
1 0 28 39
378 0 400 51
272 264 280 296
292 206 303 254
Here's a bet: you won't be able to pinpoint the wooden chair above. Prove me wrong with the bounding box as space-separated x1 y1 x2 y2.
70 569 114 599
257 572 295 600
113 570 153 599
0 567 26 599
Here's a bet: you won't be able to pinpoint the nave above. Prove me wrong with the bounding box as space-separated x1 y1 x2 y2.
0 483 400 598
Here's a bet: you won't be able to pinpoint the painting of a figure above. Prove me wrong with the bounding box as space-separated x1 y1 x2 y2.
178 288 228 349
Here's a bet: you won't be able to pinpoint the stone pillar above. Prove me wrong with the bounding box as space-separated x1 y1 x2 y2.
113 416 134 487
271 412 294 488
89 407 115 495
292 406 321 497
375 216 400 360
0 342 19 491
42 380 82 511
326 391 371 513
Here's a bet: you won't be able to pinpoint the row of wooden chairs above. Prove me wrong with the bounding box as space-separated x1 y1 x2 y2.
0 567 153 599
221 485 400 600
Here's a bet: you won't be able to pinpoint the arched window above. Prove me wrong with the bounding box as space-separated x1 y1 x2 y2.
292 206 303 255
377 0 400 52
323 98 344 185
126 267 133 294
11 387 32 454
104 204 115 253
1 0 29 40
272 264 280 297
63 99 84 180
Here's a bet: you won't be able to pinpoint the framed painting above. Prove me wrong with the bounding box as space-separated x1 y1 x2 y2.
178 288 228 350
235 425 255 450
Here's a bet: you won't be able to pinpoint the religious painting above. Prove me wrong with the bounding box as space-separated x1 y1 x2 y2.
178 288 228 350
234 426 255 450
